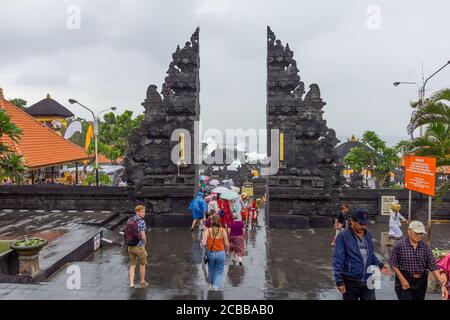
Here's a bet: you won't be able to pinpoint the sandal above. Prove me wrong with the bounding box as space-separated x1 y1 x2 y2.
139 281 149 288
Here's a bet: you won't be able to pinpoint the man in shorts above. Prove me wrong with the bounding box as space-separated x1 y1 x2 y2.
127 205 149 288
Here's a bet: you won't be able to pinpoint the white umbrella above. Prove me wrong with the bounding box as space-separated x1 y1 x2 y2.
209 179 220 186
211 186 230 194
230 186 240 193
220 190 239 200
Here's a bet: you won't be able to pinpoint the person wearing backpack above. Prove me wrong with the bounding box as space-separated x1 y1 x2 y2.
126 205 149 288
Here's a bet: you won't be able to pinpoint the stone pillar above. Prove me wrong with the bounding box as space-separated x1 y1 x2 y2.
18 254 40 276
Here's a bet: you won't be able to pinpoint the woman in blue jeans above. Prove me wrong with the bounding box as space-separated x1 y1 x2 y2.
202 214 229 290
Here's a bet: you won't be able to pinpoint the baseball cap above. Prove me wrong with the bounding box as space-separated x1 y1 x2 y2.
408 221 427 234
351 208 370 225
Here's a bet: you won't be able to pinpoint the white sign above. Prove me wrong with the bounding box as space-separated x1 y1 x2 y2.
94 233 101 251
381 195 396 216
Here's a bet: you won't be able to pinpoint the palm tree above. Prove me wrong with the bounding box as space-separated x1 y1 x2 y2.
0 109 22 151
0 153 27 183
0 109 26 183
407 88 450 201
408 88 450 135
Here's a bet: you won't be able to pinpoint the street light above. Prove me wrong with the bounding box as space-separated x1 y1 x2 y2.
393 59 450 238
394 59 450 137
68 99 116 186
392 81 421 139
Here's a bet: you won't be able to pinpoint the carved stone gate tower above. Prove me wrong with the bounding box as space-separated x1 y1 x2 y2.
266 27 343 228
124 28 200 224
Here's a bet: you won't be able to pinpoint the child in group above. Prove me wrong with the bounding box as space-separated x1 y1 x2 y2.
241 206 249 227
250 198 258 227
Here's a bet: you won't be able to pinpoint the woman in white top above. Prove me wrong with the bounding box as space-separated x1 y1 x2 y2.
388 201 408 240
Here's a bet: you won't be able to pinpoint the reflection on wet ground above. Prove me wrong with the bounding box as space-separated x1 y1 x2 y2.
0 207 448 300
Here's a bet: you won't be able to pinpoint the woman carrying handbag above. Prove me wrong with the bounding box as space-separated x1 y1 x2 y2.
202 215 229 290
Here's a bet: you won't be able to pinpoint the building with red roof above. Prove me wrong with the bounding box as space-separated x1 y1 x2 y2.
0 87 92 179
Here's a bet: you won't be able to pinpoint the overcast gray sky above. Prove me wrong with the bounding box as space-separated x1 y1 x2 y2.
0 0 449 146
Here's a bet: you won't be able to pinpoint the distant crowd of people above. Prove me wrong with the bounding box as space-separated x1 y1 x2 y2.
189 190 261 290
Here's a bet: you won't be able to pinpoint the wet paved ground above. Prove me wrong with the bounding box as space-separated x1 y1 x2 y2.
1 208 449 300
0 209 115 240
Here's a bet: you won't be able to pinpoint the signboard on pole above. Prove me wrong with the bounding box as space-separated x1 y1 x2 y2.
404 155 436 197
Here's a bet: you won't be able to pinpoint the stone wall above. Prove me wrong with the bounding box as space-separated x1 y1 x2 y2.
0 185 133 212
0 186 448 229
268 189 450 229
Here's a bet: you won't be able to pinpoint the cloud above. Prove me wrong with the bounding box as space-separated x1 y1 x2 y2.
0 0 449 142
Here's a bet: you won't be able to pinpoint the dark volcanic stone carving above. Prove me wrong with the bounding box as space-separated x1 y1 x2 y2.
124 28 200 212
266 26 342 226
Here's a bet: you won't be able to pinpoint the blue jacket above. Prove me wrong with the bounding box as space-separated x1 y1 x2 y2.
332 227 384 286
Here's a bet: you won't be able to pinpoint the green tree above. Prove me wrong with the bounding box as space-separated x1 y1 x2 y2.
8 98 27 110
344 131 400 188
0 109 27 182
406 88 450 201
95 110 144 163
408 88 450 134
82 170 112 186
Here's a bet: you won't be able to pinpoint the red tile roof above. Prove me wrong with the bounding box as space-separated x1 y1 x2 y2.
0 94 92 169
97 154 124 165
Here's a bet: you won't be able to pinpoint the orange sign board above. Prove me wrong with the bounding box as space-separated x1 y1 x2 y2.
404 155 436 196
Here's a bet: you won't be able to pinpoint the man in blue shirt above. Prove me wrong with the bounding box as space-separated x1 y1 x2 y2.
333 208 391 300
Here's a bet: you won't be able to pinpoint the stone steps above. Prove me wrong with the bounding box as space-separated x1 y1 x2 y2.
102 214 129 231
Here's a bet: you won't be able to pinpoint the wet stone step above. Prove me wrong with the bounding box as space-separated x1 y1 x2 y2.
102 214 129 231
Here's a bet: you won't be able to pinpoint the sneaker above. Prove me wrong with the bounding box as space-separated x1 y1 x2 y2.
139 281 149 288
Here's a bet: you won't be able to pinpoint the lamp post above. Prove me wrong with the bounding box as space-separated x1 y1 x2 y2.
95 108 117 183
393 59 450 238
393 81 420 222
68 99 116 186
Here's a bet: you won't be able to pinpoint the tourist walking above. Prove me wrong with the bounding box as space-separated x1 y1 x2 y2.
250 198 258 227
388 200 408 240
388 221 447 300
333 208 391 300
189 192 207 231
240 194 250 226
331 203 350 246
231 198 243 221
203 210 217 229
227 213 246 265
208 194 219 215
219 198 233 229
437 253 450 300
125 205 149 288
202 215 229 290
